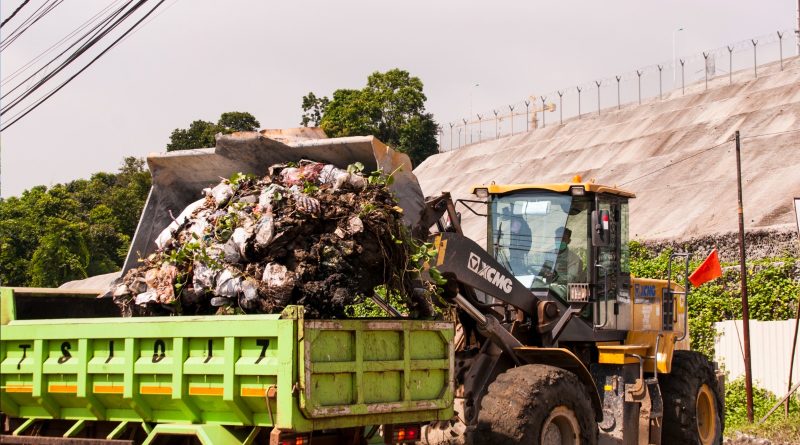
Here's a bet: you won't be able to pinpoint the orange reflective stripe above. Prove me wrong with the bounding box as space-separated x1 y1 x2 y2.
140 386 172 395
48 384 78 393
188 386 223 396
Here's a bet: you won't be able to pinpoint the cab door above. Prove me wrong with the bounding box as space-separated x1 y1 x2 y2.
593 195 631 330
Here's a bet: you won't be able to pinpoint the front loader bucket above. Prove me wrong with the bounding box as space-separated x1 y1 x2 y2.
123 131 425 273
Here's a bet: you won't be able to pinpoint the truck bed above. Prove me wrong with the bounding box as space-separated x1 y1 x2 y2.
0 288 454 434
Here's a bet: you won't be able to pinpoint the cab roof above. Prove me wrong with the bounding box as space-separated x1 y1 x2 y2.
471 181 636 198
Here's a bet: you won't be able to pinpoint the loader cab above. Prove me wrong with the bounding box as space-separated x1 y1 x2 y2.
473 179 634 331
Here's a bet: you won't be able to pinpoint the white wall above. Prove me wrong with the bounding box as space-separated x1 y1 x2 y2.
715 319 800 399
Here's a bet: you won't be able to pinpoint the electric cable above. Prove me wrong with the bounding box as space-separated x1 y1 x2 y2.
2 0 127 87
0 0 64 52
738 128 800 139
0 0 166 132
618 127 800 187
1 0 132 101
0 0 31 29
0 0 49 41
619 138 733 187
1 0 145 115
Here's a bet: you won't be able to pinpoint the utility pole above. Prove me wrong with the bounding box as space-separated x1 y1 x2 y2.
735 130 755 423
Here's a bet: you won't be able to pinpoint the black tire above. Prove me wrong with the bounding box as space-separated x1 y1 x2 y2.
658 350 724 445
470 364 597 445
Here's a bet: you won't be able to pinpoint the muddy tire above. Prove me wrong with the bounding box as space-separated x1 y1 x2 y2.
470 364 597 445
658 350 723 445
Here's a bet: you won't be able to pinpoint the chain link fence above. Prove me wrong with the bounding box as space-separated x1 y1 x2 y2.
438 29 798 151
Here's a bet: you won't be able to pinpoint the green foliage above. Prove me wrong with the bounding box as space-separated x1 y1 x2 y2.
29 220 90 287
629 241 799 358
300 92 329 127
725 377 800 439
167 112 260 152
217 112 260 132
346 286 408 318
304 69 439 166
0 157 151 287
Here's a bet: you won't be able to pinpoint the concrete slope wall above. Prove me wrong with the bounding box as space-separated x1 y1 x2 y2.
415 57 800 246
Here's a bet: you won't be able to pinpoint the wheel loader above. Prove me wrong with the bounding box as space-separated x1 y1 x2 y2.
420 180 724 445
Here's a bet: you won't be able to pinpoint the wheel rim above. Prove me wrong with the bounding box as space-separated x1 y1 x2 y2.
696 383 717 445
540 405 580 445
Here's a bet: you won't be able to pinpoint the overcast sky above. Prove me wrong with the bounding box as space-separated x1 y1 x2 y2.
1 0 796 197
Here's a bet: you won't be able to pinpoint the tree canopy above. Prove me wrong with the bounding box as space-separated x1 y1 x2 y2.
0 157 151 287
167 111 260 152
301 69 439 166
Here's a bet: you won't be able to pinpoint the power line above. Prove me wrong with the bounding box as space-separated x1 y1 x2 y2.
1 0 132 102
1 0 127 87
619 137 733 187
0 0 31 29
738 128 800 139
618 127 800 187
0 0 167 132
1 0 145 115
0 0 49 40
0 0 64 52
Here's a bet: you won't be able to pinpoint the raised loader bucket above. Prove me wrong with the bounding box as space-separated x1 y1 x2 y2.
123 131 425 273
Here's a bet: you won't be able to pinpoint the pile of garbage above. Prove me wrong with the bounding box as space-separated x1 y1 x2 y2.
112 161 428 318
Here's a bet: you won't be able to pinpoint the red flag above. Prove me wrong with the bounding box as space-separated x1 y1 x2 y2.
689 249 723 287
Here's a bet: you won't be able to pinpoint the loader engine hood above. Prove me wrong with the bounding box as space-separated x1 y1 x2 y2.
123 132 426 273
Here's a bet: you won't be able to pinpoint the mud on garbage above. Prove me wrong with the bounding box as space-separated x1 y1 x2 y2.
112 160 435 319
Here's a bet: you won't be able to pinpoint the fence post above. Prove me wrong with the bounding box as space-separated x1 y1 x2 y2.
658 65 663 100
477 114 483 141
752 39 758 78
595 80 602 115
703 52 710 90
636 70 643 105
539 96 547 128
463 118 469 144
777 31 784 70
508 105 515 135
577 86 582 119
680 59 685 95
615 75 622 110
728 46 734 85
493 109 499 138
557 91 564 125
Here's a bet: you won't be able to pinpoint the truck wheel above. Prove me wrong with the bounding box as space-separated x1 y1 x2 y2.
658 350 723 445
471 364 597 445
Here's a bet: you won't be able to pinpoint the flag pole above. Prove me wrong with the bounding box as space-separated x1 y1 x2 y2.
735 130 754 423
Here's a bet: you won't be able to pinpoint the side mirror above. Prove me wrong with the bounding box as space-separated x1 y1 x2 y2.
591 210 611 246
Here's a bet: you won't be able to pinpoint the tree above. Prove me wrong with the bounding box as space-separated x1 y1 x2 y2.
300 92 329 127
303 69 440 166
166 112 260 152
218 112 260 132
0 157 152 287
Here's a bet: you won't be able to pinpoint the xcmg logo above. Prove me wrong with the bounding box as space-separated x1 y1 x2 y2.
467 252 513 294
634 284 657 299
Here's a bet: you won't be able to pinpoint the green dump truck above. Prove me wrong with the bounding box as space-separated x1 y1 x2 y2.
0 288 454 444
0 134 456 444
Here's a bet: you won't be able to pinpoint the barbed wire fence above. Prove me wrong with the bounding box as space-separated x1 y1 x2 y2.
438 29 797 152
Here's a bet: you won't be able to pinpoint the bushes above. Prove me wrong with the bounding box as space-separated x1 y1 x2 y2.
725 377 800 441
